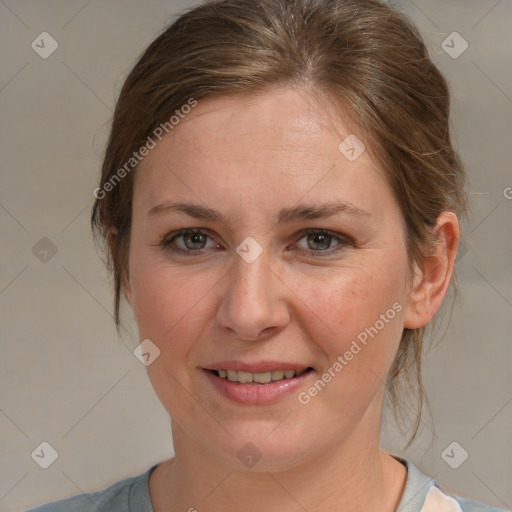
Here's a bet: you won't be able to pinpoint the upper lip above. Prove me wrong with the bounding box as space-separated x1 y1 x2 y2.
203 360 313 373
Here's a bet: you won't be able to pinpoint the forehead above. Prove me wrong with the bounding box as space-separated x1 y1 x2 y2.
145 88 360 162
134 88 393 221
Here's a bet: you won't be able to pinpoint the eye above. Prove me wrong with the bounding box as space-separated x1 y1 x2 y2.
159 228 351 257
160 228 219 255
294 229 350 256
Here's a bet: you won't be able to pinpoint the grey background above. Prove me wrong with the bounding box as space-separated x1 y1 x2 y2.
1 1 511 511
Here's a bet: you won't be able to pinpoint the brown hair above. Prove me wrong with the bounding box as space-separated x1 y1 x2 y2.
91 0 468 446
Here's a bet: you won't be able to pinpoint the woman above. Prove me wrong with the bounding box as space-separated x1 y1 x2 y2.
27 0 506 510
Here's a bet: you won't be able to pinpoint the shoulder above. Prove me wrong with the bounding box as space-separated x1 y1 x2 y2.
423 484 507 512
24 465 157 512
396 457 508 512
453 495 509 512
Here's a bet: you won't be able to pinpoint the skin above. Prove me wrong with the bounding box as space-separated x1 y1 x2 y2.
112 87 459 511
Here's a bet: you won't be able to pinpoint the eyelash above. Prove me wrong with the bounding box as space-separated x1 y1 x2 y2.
159 228 351 257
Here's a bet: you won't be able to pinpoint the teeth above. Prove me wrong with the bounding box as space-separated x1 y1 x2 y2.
214 368 308 383
237 371 254 383
271 370 284 380
253 372 272 384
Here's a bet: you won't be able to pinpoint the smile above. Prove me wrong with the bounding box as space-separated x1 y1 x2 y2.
202 366 315 405
209 368 311 383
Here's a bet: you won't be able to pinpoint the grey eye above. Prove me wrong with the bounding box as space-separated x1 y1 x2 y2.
181 232 208 250
306 232 332 250
296 231 341 252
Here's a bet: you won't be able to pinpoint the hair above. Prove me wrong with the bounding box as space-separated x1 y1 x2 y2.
91 0 468 447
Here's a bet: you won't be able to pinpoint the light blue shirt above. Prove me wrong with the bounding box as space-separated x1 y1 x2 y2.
25 458 507 511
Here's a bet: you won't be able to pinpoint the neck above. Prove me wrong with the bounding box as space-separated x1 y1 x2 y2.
149 418 407 512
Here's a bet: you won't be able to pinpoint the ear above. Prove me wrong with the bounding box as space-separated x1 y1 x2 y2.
107 227 133 307
403 211 460 329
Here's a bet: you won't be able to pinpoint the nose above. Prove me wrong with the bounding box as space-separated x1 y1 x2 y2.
215 243 290 341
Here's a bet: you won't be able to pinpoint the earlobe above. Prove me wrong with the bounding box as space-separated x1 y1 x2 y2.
403 211 460 330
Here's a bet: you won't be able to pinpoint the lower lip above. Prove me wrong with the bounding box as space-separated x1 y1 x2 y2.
203 369 314 405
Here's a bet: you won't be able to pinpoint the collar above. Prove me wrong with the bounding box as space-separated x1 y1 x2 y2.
394 457 463 512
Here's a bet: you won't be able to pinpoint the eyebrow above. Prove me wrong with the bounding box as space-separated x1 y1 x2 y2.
146 201 372 224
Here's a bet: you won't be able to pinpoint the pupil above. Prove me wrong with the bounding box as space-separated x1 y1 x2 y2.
187 233 204 249
309 233 330 250
183 232 331 251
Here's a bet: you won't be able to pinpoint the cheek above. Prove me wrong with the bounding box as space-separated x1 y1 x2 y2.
129 261 217 415
290 260 406 402
130 245 407 352
292 259 406 341
129 254 221 358
128 242 408 439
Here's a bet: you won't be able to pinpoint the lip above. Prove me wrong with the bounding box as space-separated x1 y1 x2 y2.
204 360 311 373
202 366 315 405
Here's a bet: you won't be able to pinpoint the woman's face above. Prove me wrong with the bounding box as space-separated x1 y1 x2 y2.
124 87 419 469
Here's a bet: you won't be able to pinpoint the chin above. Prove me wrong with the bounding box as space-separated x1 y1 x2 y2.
205 420 322 472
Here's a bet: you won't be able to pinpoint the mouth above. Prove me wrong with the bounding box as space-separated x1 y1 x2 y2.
205 367 314 384
201 364 315 404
